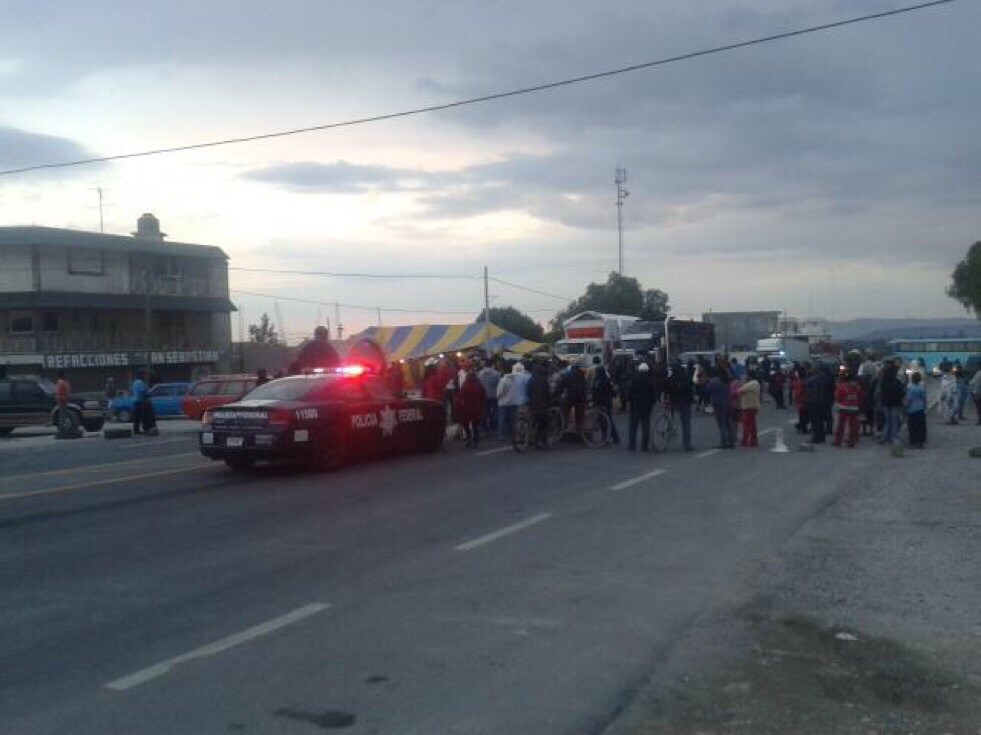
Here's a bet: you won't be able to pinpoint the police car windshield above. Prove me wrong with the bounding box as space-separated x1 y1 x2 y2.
242 376 333 402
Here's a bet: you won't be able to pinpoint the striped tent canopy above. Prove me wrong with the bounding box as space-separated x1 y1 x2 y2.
352 323 544 361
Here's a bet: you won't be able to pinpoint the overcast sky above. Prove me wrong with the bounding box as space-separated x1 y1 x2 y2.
1 0 978 340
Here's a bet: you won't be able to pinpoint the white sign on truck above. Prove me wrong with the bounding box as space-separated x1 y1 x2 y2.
554 311 639 367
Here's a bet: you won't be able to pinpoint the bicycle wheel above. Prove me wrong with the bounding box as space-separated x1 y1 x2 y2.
581 409 610 449
547 406 565 445
651 412 672 453
512 412 531 453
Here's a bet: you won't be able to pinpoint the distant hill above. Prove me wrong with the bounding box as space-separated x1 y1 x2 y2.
830 318 981 342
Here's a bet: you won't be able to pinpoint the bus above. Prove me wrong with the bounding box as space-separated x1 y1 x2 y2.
888 338 981 372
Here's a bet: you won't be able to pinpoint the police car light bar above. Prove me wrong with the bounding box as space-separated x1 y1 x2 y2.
339 364 368 376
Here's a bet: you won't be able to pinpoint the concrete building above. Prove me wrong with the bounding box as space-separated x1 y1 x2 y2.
702 310 781 352
0 214 235 390
778 316 832 346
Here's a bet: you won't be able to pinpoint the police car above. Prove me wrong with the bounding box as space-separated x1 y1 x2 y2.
199 366 446 470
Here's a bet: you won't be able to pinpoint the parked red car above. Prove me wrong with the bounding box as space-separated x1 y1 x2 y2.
182 374 258 421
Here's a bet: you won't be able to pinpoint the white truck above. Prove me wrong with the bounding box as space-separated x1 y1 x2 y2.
554 311 639 367
756 335 810 370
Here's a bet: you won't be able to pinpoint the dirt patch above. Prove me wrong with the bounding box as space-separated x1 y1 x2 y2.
620 612 981 735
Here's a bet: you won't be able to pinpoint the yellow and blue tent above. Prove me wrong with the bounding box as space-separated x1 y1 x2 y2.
353 323 543 361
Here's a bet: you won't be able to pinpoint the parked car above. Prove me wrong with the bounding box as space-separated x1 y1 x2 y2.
110 381 191 423
0 376 109 436
182 374 258 421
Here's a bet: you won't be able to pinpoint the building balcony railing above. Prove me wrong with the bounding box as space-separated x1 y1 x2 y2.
129 276 219 298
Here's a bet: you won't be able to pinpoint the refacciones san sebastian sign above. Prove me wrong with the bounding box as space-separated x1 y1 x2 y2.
43 349 221 369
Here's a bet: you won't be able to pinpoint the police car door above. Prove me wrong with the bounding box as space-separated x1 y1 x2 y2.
361 376 410 454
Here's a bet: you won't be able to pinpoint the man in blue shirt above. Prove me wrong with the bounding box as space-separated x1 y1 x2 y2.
906 372 927 448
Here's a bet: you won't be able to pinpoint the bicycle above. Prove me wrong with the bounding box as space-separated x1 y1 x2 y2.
512 406 555 453
579 405 612 449
651 403 678 453
547 404 565 444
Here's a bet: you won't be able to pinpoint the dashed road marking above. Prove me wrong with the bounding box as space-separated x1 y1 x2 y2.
609 469 666 491
759 428 778 437
695 449 721 459
105 603 330 691
474 446 511 457
456 513 552 551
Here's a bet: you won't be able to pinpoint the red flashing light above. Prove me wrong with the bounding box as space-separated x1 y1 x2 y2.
339 364 368 376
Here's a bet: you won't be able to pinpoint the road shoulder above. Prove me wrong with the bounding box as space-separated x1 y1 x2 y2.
604 420 981 734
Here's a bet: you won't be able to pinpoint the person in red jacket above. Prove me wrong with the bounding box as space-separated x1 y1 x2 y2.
833 368 863 448
454 368 486 448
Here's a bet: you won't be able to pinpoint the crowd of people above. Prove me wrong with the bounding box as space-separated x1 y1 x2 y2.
397 348 981 454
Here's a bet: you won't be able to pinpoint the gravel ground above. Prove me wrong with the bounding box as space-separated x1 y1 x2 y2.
605 418 981 735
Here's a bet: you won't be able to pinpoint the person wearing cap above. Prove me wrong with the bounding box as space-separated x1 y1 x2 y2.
627 362 655 451
293 326 340 373
833 367 863 448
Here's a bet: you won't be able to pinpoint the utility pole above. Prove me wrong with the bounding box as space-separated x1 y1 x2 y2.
483 265 491 356
376 307 383 329
143 266 153 377
96 187 105 233
334 302 343 341
615 167 629 275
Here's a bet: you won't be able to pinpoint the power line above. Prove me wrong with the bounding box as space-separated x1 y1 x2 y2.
230 266 477 279
0 0 954 178
488 276 572 302
231 288 478 315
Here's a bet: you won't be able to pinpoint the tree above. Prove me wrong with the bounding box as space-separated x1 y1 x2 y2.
475 306 545 342
248 312 281 345
551 272 671 330
947 241 981 318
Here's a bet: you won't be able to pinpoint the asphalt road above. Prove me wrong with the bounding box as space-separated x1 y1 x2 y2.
0 406 918 734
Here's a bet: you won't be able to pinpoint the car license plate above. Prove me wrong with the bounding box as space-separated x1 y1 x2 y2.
226 436 244 448
201 432 214 445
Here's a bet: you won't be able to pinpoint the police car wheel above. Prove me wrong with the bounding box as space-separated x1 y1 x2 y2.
224 457 255 471
319 431 347 471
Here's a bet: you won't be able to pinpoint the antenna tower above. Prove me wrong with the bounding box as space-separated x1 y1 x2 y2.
615 167 629 275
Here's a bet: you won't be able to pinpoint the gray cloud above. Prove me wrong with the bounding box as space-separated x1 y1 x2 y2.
0 126 98 174
243 160 427 192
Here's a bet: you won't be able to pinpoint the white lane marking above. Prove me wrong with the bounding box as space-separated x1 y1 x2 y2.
0 465 212 502
609 469 666 491
771 428 790 453
2 452 202 482
456 513 552 551
787 419 799 425
474 446 511 457
695 449 720 459
759 428 778 436
105 603 330 691
116 438 191 450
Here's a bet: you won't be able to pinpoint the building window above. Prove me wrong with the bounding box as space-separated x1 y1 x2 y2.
9 311 34 334
41 312 59 332
68 247 105 275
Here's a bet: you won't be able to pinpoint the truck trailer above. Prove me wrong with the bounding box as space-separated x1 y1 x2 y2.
554 312 639 367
